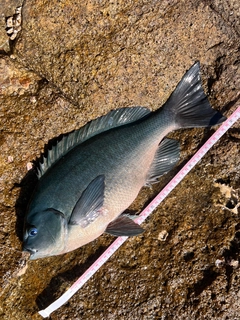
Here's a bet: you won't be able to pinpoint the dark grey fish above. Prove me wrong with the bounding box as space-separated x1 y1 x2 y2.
23 62 226 259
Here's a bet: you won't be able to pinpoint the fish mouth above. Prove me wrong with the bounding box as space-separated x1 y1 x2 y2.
23 247 37 255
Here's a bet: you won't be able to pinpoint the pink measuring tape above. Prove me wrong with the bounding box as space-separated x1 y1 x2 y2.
39 106 240 318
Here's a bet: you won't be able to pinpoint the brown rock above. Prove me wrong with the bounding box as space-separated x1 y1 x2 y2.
0 1 23 53
0 0 239 319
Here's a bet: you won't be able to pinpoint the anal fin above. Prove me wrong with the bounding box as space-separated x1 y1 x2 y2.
145 138 180 185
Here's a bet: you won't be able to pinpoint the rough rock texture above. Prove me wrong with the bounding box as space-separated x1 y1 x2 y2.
0 0 23 53
0 0 239 319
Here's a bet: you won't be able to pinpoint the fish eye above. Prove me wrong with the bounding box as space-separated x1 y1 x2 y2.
29 227 38 237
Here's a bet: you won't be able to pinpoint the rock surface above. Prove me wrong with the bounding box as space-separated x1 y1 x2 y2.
0 0 23 53
0 0 239 319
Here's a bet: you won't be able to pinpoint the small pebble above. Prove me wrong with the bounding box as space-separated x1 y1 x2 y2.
215 259 224 268
229 260 239 268
26 162 33 170
158 230 169 241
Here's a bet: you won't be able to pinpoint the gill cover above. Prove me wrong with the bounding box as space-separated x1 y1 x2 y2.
23 208 68 259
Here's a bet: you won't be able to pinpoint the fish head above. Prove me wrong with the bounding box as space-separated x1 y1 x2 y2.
23 208 68 260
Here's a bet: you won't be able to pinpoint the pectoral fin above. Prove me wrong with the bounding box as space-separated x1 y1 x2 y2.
105 216 144 236
69 175 105 227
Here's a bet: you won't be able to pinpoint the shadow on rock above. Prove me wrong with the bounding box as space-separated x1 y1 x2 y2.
36 244 109 310
15 169 38 242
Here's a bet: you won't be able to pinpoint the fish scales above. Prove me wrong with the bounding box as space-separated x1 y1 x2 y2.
30 114 172 222
23 62 226 259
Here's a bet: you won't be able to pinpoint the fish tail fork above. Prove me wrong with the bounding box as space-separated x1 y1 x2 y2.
162 62 226 128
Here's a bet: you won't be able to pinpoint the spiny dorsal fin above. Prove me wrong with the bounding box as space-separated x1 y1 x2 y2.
36 106 151 178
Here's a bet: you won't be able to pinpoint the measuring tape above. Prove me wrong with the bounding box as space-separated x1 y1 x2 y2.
39 106 240 318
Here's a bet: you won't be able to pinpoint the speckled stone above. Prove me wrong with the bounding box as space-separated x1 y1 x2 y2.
0 0 239 319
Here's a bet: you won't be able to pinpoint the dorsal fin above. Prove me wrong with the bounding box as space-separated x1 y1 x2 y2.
36 106 151 178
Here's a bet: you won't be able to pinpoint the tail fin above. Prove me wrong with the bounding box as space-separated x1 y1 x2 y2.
163 62 226 128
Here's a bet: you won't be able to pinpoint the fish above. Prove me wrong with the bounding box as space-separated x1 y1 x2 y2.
23 62 226 259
